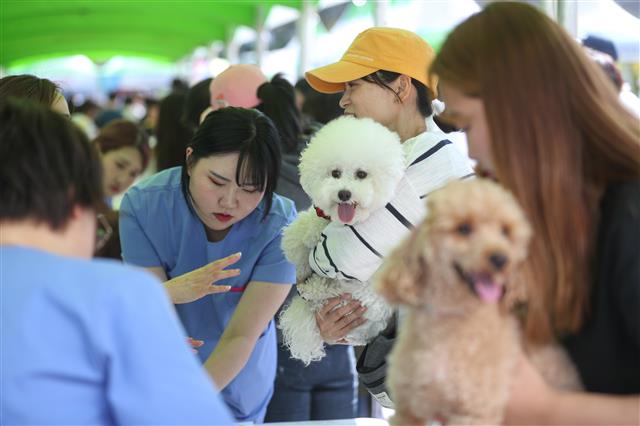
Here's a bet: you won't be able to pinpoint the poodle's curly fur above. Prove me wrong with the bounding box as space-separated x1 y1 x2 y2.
376 178 581 425
279 116 405 365
376 179 530 425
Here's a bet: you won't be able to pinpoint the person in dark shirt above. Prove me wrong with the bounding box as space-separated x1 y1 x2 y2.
432 3 639 424
257 74 359 422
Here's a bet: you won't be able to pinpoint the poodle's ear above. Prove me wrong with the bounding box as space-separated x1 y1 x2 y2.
374 227 429 306
500 271 529 314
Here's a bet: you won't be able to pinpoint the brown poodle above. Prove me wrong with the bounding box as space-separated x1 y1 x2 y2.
375 178 532 425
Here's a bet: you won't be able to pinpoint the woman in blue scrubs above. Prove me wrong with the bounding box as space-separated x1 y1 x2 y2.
1 99 234 425
120 106 296 423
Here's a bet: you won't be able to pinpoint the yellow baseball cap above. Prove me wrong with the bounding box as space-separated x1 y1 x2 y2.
305 27 438 97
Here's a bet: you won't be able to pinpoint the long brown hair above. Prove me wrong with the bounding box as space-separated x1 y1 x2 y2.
431 2 640 344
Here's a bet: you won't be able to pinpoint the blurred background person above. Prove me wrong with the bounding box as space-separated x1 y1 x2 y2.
256 73 310 212
141 97 160 136
92 119 151 203
301 90 344 131
182 77 213 132
155 91 192 172
71 99 100 139
583 34 640 118
92 119 151 260
200 64 267 122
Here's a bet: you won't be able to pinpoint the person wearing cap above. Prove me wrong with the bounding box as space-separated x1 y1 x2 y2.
304 27 474 408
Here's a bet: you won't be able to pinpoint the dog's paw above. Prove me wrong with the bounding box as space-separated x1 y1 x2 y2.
282 209 327 264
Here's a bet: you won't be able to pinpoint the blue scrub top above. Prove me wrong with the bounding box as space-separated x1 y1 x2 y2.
1 246 234 425
120 167 297 422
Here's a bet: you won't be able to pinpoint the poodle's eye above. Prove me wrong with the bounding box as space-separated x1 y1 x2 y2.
355 170 368 179
331 169 342 178
456 222 473 236
502 225 511 238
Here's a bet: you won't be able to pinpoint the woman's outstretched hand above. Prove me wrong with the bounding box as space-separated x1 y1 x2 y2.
165 252 241 304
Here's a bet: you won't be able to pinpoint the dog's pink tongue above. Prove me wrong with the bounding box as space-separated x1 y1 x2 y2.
473 276 503 303
337 203 356 223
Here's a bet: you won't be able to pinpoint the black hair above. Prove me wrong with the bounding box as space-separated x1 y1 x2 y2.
294 78 314 97
156 91 192 171
76 99 100 115
0 98 104 230
0 74 60 107
182 77 213 131
432 114 461 133
171 78 189 94
181 107 281 219
363 70 433 118
256 73 303 154
302 91 343 125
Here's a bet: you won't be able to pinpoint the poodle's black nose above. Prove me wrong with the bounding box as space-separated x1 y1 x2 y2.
489 253 508 270
338 190 351 202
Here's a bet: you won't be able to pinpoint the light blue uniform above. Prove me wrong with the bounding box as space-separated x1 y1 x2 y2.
120 167 296 422
0 246 234 426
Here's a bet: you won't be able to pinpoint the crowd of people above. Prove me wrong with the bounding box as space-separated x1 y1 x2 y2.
1 2 638 425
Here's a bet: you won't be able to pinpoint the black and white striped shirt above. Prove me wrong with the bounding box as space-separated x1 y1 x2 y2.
309 117 474 282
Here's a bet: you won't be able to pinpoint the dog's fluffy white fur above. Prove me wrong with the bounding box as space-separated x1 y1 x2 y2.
279 116 405 365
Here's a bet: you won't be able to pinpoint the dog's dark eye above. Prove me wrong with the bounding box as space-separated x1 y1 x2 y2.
502 225 511 237
457 222 473 236
355 170 367 179
331 169 341 178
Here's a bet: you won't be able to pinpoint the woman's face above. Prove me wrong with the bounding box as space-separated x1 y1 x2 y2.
439 81 494 175
187 150 265 234
101 147 143 197
339 78 401 130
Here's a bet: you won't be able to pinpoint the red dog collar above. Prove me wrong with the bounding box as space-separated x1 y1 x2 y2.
314 206 331 220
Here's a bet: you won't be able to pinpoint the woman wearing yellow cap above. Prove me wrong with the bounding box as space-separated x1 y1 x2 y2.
304 27 474 407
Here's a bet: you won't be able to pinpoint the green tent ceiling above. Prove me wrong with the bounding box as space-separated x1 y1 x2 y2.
1 0 308 67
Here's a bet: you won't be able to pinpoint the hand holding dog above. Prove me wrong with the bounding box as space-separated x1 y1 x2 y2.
504 353 553 424
315 294 368 343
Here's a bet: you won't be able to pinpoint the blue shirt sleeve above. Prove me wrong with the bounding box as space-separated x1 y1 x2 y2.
105 271 235 425
119 191 163 268
250 207 296 285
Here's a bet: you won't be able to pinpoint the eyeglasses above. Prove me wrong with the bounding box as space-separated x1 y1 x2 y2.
95 213 113 252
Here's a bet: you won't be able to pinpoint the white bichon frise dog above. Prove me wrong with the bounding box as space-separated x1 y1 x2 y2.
279 116 405 365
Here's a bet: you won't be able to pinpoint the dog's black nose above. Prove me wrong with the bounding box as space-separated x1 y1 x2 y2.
489 253 508 270
338 190 351 202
